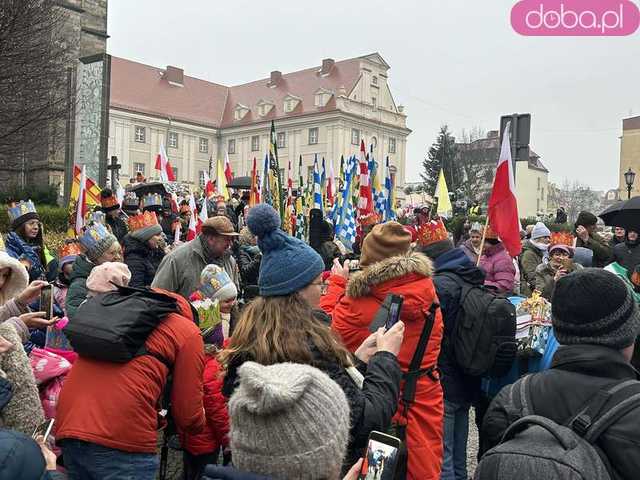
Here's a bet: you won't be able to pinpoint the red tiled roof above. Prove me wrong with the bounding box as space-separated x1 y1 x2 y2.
109 55 365 128
109 56 228 127
220 58 361 127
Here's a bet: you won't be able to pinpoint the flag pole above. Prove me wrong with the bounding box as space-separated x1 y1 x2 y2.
476 215 490 267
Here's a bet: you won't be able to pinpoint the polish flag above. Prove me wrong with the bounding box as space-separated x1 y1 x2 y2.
488 122 522 257
357 140 374 217
187 195 198 241
198 195 208 228
75 165 88 236
204 170 214 198
224 152 233 183
327 159 335 206
155 144 176 183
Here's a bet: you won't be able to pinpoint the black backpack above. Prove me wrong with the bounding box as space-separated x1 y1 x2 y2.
439 272 517 377
475 375 640 480
65 284 178 363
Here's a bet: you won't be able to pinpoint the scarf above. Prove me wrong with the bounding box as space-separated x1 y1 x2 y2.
530 240 549 253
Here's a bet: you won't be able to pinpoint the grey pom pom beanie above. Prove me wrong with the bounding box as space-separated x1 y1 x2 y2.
229 361 350 480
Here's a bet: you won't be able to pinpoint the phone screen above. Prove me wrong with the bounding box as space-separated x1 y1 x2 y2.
385 296 403 331
32 418 55 442
358 433 400 479
39 285 53 320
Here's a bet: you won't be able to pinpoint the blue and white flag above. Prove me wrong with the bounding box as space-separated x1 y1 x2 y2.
313 154 322 209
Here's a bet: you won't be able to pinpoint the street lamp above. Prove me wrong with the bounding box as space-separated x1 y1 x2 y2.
624 168 636 199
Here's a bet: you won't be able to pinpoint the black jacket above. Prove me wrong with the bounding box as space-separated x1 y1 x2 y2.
122 235 164 288
613 241 640 274
222 345 402 470
106 214 129 243
237 245 261 289
432 247 485 404
481 344 640 479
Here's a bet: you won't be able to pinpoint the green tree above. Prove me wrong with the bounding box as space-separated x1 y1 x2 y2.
421 125 458 197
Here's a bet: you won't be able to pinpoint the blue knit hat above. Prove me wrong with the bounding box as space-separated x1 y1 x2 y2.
247 204 324 297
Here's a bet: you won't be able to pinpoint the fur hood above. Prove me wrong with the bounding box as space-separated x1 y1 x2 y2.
0 253 28 305
346 252 433 298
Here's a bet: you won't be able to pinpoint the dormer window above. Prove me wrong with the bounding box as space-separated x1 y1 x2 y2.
283 94 301 113
257 100 275 117
314 88 332 108
234 104 250 121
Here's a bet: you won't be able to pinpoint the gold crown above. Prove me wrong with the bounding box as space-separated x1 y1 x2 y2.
59 240 82 259
128 210 159 232
417 219 449 246
550 231 574 247
101 194 119 209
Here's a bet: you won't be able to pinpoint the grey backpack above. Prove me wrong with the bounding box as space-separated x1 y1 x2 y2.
475 375 640 480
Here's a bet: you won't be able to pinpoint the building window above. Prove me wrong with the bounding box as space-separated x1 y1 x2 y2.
134 126 146 143
172 167 178 180
372 76 378 85
199 170 206 189
199 138 209 153
537 199 540 211
168 131 178 148
251 135 260 152
371 97 376 108
308 128 318 145
537 177 541 190
277 132 286 149
541 187 545 200
351 129 360 145
371 136 378 148
307 166 314 185
389 137 396 153
228 139 236 154
134 162 145 176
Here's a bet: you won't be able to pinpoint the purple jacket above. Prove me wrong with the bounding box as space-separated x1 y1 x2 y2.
479 243 515 293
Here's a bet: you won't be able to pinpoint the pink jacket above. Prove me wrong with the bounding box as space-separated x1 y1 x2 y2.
479 243 515 293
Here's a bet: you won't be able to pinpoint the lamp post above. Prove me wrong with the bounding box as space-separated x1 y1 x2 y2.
624 168 636 199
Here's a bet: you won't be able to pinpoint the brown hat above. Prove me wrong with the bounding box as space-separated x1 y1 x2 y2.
360 221 412 267
202 216 239 236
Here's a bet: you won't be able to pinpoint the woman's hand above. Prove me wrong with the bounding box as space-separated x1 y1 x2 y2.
35 435 57 471
354 332 378 364
16 280 48 305
554 269 567 282
331 258 350 280
0 336 14 354
343 459 363 480
376 321 405 357
19 312 58 329
576 225 589 242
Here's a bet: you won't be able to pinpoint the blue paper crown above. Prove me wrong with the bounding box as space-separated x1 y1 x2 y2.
7 200 37 223
79 222 110 251
142 193 163 209
199 270 233 298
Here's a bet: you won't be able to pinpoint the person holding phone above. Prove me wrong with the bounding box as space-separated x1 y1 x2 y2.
219 205 404 473
321 221 445 480
0 429 63 480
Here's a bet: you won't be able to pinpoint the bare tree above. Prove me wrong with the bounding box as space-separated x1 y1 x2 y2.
455 127 497 206
550 180 601 223
0 0 70 185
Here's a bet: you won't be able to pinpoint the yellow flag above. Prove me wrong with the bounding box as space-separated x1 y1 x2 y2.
435 169 452 217
217 156 230 201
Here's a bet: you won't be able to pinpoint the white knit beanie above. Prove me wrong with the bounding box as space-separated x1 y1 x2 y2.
229 362 350 479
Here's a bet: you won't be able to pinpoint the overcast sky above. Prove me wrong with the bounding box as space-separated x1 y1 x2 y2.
107 0 640 191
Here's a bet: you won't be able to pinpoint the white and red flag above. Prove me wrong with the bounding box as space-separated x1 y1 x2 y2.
155 144 176 183
187 195 198 241
357 140 374 218
75 165 88 236
488 122 522 257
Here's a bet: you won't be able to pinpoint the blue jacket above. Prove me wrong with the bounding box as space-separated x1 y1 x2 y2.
432 247 485 404
4 232 45 281
202 465 272 480
0 428 63 480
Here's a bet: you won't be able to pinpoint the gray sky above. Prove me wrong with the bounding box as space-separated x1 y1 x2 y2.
107 0 640 191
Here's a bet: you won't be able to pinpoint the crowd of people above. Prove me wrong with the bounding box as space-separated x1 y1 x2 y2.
0 189 639 480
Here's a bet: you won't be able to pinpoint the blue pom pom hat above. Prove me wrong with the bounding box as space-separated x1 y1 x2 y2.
246 204 324 297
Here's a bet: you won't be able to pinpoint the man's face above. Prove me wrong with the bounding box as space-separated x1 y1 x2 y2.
615 227 626 239
586 224 597 235
205 234 234 257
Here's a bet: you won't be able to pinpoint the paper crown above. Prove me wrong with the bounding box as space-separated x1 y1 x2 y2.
128 210 159 232
100 192 120 210
59 239 82 263
79 222 111 251
199 270 233 299
141 193 163 210
470 222 483 233
417 219 449 246
123 192 140 208
359 212 380 227
484 224 499 240
550 231 575 247
90 210 106 225
7 200 37 224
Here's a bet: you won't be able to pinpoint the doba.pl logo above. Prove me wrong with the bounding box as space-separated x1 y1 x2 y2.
511 0 640 35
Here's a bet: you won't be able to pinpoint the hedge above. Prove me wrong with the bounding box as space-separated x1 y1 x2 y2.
0 205 69 234
0 185 60 206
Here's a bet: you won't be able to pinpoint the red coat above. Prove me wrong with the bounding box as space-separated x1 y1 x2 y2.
56 290 206 453
181 348 230 455
321 252 444 480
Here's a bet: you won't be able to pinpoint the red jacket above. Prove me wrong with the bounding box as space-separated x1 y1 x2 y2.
56 289 206 453
181 347 230 455
321 252 444 480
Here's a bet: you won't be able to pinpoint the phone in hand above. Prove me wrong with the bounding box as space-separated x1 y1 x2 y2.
39 284 53 321
385 295 404 331
358 431 402 479
32 418 55 443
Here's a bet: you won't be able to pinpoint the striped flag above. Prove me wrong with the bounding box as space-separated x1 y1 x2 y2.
260 151 270 205
155 143 176 182
187 195 198 241
384 156 396 220
327 158 335 207
285 158 294 234
313 154 322 209
357 140 375 221
249 157 259 206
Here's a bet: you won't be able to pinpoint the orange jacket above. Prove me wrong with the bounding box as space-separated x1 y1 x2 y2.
321 252 444 480
56 289 206 453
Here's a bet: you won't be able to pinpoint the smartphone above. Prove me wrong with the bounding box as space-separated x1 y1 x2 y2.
358 431 402 480
39 284 53 321
348 259 361 272
32 418 55 442
385 294 404 331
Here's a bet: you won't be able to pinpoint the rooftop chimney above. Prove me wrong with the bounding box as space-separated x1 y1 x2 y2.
269 70 282 87
163 66 184 86
320 58 335 76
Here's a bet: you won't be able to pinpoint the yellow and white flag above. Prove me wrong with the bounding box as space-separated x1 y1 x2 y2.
435 168 452 218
